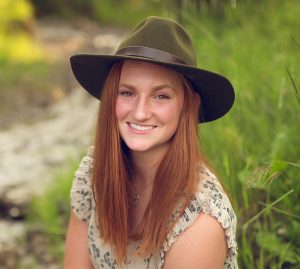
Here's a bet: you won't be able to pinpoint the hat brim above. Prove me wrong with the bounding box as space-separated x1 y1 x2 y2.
70 54 234 123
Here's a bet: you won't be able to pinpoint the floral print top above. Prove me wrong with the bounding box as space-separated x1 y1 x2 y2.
71 147 239 269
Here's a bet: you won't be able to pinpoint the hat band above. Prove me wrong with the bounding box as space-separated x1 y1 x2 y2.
115 46 187 65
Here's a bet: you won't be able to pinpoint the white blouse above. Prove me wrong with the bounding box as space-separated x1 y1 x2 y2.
70 147 239 269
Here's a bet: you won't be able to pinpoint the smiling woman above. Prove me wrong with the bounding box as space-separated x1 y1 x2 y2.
116 60 185 154
64 16 238 269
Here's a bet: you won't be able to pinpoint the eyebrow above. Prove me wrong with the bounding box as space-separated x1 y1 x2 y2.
118 83 176 92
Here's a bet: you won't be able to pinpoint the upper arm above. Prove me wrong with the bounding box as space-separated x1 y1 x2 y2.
163 213 228 269
64 210 94 269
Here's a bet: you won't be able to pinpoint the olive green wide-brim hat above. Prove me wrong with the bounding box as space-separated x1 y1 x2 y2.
70 16 234 123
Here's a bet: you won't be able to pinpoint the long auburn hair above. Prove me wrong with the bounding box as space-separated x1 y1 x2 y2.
92 60 203 264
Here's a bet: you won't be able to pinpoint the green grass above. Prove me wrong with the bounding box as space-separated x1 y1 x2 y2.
181 0 300 268
91 0 164 26
0 61 59 94
23 157 81 267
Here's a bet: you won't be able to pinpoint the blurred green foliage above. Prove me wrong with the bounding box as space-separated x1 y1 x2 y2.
23 157 80 267
31 0 164 26
0 0 32 26
0 0 43 63
91 0 164 26
185 1 300 267
31 0 98 19
0 61 58 93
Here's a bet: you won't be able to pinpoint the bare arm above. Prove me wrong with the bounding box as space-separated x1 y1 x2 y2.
163 213 228 269
64 210 94 269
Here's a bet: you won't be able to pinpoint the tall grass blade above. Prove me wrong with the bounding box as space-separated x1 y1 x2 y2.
242 189 294 230
286 67 300 106
291 36 300 49
258 201 300 220
286 161 300 168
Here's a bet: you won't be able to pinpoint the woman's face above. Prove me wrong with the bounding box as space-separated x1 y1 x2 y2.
116 60 184 155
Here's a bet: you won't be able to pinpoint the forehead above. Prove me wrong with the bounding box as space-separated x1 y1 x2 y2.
120 60 183 85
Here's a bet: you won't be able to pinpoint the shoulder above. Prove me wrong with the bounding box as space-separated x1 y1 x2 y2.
162 212 227 269
159 166 238 268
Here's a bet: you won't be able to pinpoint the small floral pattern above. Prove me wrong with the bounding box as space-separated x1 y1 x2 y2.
71 147 239 269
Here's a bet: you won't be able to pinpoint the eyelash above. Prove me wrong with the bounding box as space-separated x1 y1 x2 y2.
155 94 170 100
119 90 134 97
118 90 170 100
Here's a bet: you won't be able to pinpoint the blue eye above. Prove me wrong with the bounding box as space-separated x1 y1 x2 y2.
156 94 170 100
119 90 134 97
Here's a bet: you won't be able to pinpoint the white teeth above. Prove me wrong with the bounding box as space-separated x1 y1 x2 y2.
130 123 155 131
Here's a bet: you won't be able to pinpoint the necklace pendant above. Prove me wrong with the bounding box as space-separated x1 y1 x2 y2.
133 194 139 207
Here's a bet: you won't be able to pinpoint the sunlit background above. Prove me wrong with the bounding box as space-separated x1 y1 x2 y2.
0 0 299 268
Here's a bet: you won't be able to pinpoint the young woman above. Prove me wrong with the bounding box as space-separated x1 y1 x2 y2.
64 16 238 269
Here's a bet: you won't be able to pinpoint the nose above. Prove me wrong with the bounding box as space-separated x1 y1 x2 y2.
132 96 151 121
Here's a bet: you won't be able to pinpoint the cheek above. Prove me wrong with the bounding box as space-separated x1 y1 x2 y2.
158 102 183 125
115 99 129 120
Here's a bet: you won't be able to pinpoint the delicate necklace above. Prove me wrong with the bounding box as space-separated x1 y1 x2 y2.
132 179 155 208
125 156 154 208
127 161 154 208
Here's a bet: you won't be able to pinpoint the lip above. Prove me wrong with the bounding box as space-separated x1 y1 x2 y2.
127 122 157 134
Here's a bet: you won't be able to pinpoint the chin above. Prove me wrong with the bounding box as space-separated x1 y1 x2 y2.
126 144 153 152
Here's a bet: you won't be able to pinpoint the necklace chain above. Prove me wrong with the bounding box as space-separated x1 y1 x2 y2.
127 161 154 208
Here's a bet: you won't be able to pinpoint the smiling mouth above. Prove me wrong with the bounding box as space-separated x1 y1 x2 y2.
128 122 157 131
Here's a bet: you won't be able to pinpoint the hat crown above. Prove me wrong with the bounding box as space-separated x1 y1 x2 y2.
116 16 197 66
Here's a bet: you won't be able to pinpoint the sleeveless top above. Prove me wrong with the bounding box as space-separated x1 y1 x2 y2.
70 147 239 269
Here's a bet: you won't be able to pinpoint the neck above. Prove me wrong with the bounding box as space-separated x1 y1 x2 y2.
129 144 169 187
